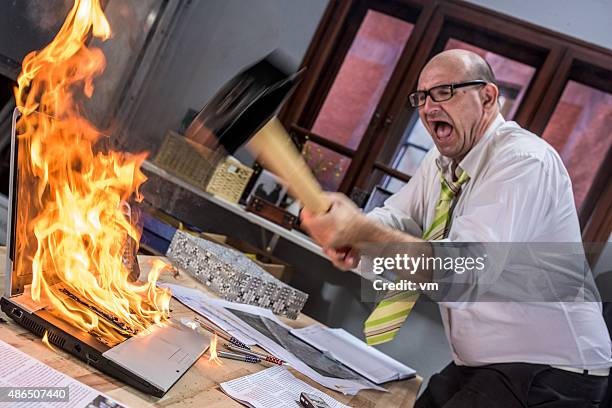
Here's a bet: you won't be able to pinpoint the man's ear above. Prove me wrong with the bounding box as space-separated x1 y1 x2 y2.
482 83 499 110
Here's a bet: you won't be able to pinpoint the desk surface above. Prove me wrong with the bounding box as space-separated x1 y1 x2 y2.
0 249 421 407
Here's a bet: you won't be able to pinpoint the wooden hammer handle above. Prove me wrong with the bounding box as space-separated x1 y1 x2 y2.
246 117 331 214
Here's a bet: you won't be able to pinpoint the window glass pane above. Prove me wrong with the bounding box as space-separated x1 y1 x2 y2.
394 145 427 176
444 39 536 119
364 185 395 213
360 168 407 212
405 117 434 150
311 10 414 150
542 80 612 210
383 176 406 195
361 169 407 210
302 141 351 191
387 116 432 177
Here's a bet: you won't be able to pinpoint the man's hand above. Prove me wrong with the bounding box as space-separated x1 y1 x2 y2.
301 193 367 248
301 192 424 271
300 193 367 270
323 247 360 271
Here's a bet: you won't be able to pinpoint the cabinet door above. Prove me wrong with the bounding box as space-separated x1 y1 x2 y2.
289 0 426 191
532 49 612 232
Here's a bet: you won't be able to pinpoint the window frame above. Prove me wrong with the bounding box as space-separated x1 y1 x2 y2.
279 0 612 249
530 47 612 241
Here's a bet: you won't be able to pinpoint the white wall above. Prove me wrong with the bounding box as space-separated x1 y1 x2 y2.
127 0 612 155
465 0 612 50
128 0 329 154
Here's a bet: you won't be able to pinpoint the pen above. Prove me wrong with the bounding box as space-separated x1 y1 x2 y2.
194 317 251 350
224 343 286 366
218 350 261 363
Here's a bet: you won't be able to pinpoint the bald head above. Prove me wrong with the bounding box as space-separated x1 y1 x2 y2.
420 49 496 86
416 49 500 162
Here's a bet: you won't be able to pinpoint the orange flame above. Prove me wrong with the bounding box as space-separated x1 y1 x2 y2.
13 0 171 345
208 334 222 366
42 331 57 352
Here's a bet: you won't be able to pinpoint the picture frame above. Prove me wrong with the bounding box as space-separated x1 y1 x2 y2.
248 169 287 206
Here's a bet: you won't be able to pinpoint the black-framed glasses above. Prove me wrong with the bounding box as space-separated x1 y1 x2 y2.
408 80 488 108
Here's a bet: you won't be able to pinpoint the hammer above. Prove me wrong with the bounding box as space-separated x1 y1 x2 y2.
185 51 331 215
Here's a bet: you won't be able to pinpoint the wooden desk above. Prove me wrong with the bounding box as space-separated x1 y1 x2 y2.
0 248 421 407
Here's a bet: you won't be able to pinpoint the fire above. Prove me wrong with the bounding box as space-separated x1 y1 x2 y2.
208 334 222 366
13 0 171 345
42 331 57 352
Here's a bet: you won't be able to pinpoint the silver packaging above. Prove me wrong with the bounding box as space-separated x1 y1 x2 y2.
166 230 308 319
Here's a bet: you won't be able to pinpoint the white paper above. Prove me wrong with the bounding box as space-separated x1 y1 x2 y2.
0 339 127 408
166 283 385 395
291 326 416 384
162 283 257 346
220 366 349 408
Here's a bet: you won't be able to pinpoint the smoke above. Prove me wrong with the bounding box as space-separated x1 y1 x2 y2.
23 0 74 32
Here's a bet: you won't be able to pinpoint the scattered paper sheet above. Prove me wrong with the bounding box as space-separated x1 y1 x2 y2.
291 326 416 384
220 366 349 408
166 283 386 395
162 283 257 346
0 339 127 408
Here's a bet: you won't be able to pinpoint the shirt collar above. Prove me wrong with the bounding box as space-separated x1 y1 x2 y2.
436 113 506 181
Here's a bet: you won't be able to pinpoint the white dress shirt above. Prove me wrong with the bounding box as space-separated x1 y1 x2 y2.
368 114 612 369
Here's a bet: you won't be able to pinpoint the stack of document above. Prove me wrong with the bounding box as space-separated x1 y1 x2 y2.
291 326 416 384
165 283 385 394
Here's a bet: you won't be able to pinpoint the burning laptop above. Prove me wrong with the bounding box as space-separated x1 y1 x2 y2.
0 0 209 397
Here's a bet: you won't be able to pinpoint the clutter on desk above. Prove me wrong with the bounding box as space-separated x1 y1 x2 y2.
167 229 308 319
224 343 286 366
181 316 287 366
141 211 293 282
168 283 387 395
174 290 257 348
300 392 332 408
139 210 306 318
201 232 293 282
220 366 349 408
218 350 262 364
193 316 251 349
291 326 416 384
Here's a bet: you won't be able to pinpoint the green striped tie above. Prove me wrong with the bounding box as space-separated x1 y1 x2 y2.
363 166 469 345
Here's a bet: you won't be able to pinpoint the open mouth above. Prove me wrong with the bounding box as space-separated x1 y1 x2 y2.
430 119 454 141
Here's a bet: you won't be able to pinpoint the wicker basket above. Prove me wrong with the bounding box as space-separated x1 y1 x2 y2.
154 130 253 203
206 156 254 203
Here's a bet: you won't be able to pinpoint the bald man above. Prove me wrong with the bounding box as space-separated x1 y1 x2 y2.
301 50 611 407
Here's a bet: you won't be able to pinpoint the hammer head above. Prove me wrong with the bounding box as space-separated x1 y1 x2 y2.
185 51 304 154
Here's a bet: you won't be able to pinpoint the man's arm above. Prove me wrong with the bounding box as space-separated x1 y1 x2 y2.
310 151 434 269
301 193 434 282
